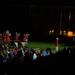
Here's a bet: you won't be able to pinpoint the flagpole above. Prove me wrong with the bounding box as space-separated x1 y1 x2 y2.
60 11 62 35
69 12 71 31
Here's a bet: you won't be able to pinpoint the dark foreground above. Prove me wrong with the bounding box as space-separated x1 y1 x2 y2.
0 47 75 75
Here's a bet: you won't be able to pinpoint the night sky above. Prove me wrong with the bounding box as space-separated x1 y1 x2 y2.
0 2 75 41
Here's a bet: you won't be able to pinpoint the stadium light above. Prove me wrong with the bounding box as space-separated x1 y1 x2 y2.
67 31 74 37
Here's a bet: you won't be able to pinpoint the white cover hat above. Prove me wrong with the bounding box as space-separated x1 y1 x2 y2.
56 38 59 40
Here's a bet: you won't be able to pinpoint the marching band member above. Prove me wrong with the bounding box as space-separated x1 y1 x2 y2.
14 32 19 42
7 33 11 44
3 31 7 43
14 32 20 48
5 30 11 49
22 33 26 47
55 38 59 52
23 33 30 47
5 30 10 43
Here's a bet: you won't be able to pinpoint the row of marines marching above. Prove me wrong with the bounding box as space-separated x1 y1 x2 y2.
0 30 30 50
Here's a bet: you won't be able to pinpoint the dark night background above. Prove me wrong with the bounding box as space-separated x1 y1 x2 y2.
0 1 75 42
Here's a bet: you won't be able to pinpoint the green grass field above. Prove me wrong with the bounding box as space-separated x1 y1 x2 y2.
27 41 72 53
9 41 72 53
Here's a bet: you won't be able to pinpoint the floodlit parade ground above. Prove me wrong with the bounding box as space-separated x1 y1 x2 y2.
7 41 72 53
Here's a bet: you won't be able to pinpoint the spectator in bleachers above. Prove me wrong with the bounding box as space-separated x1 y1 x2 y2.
33 50 37 60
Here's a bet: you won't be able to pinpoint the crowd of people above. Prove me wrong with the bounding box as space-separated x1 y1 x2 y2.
0 46 75 74
0 47 51 64
0 46 52 74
